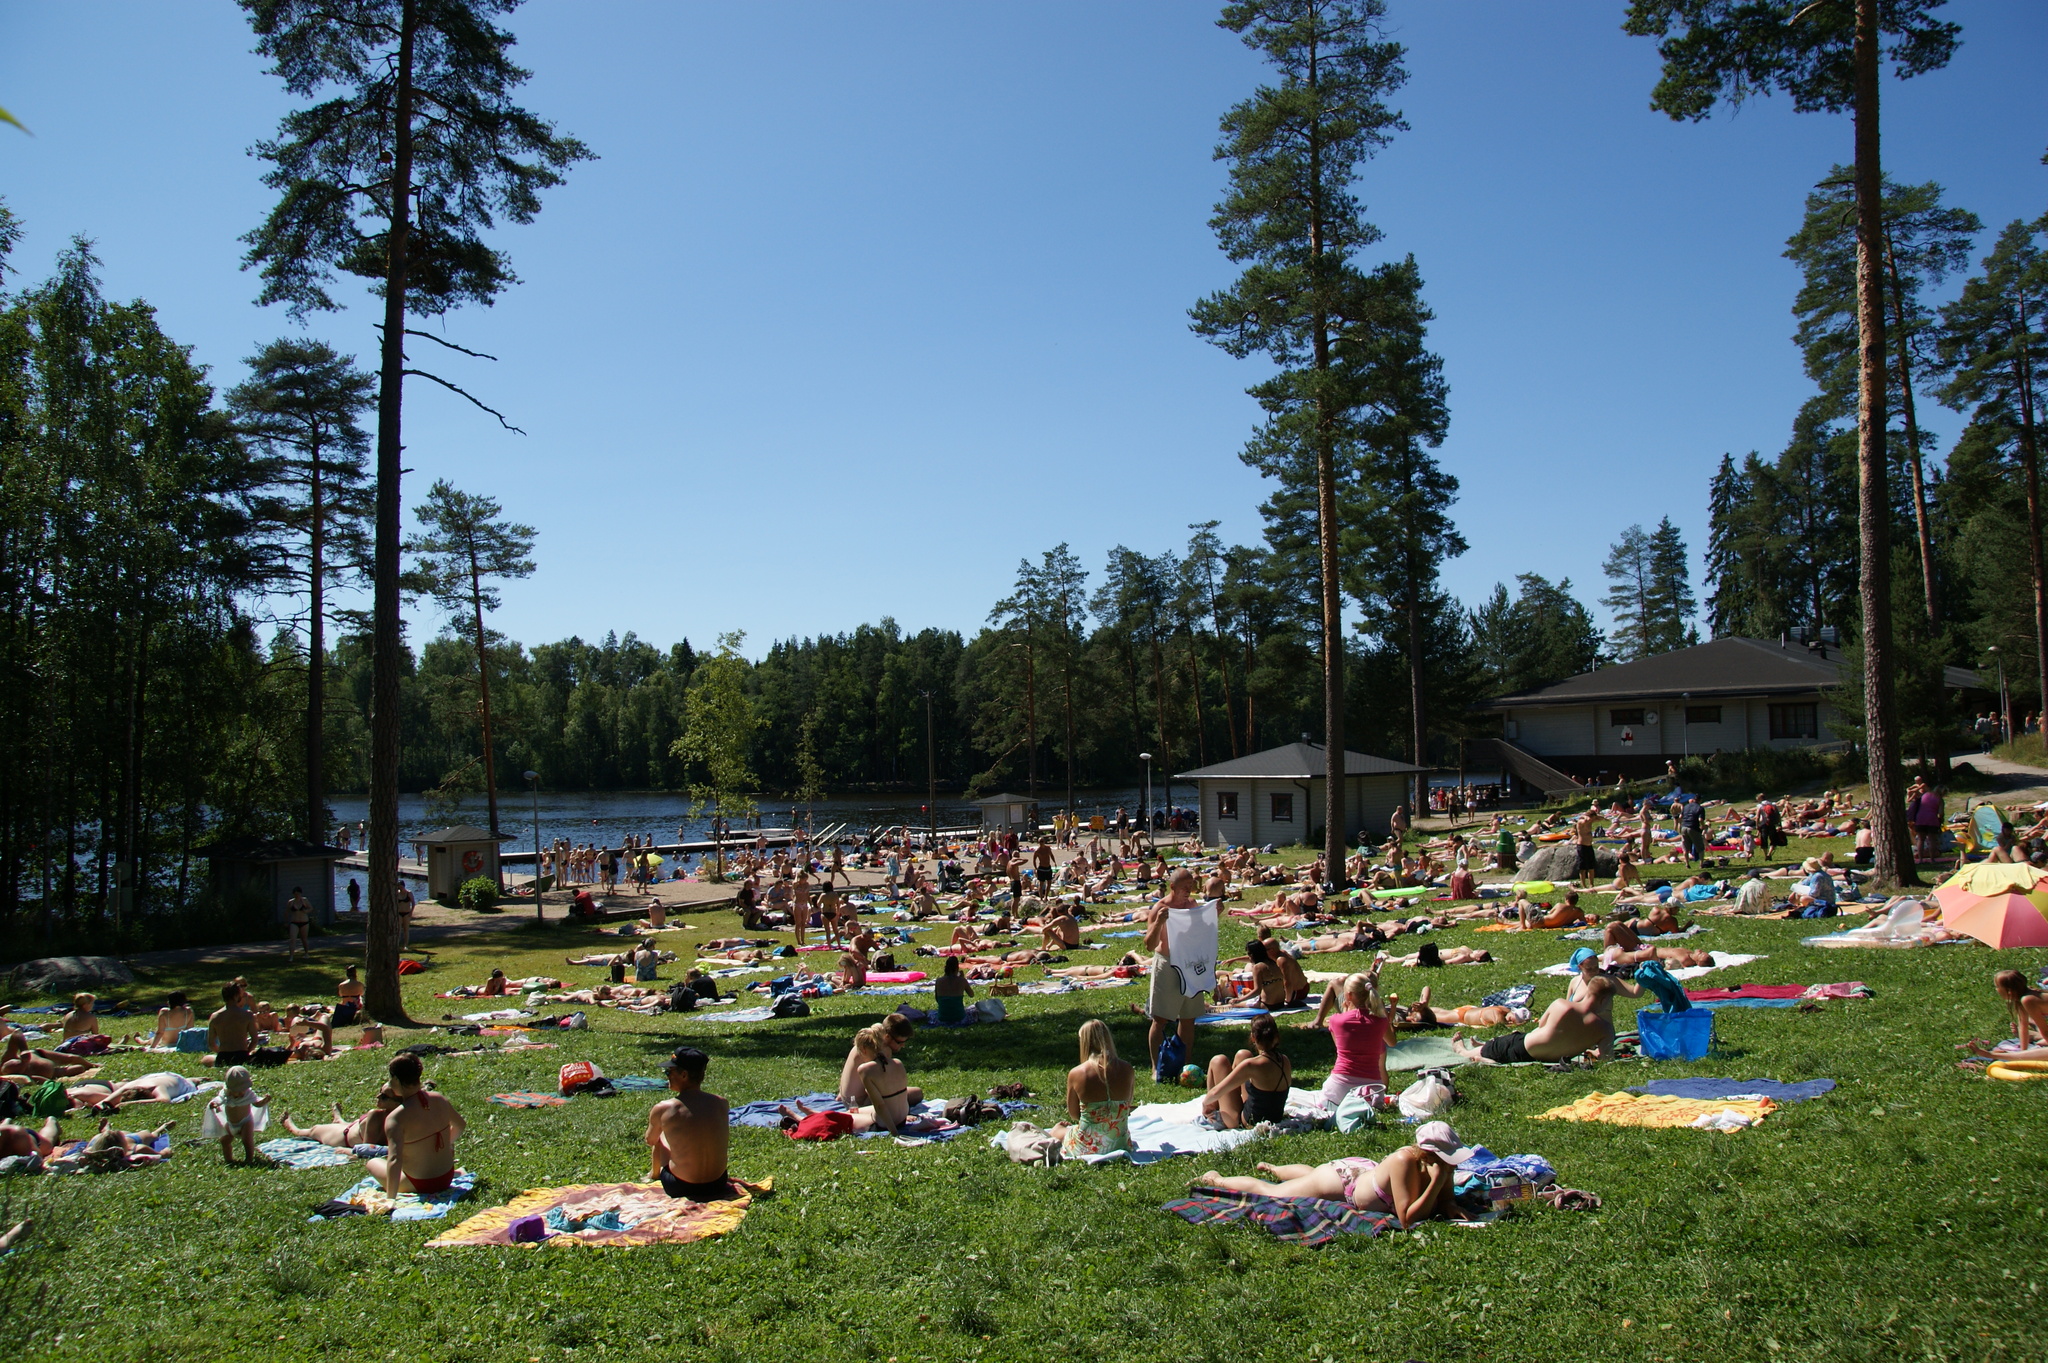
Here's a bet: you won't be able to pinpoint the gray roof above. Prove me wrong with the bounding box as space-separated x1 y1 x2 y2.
1176 742 1424 781
194 836 350 862
971 793 1033 805
1480 635 1983 710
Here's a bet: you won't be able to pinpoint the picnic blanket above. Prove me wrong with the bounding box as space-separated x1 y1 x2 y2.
1386 1035 1470 1071
1080 1087 1321 1166
1163 1186 1398 1247
1534 1091 1777 1130
728 1093 1029 1141
489 1092 570 1108
322 1170 477 1221
1536 952 1761 979
426 1177 770 1249
258 1138 357 1169
1560 922 1710 943
688 1006 778 1023
1481 984 1537 1009
1627 1077 1835 1104
1686 985 1806 1001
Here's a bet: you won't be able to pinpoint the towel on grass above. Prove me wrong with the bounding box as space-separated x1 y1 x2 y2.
1195 1004 1314 1025
1481 984 1536 1009
684 1006 778 1023
609 1076 668 1091
1686 997 1799 1009
729 1093 1029 1141
1686 984 1806 1001
259 1138 356 1169
1164 1187 1398 1247
426 1177 771 1249
1080 1087 1320 1166
1534 1091 1777 1129
1627 1077 1835 1104
1536 952 1761 979
318 1171 476 1221
1559 923 1709 943
489 1092 569 1108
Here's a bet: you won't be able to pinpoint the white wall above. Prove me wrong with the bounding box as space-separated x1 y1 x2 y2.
1504 694 1836 759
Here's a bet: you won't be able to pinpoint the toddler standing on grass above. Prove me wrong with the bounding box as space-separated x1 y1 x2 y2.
199 1064 270 1163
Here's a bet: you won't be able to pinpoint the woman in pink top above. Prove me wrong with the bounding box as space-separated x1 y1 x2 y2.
1308 965 1392 1106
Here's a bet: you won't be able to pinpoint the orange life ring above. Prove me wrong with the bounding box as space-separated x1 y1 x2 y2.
461 849 484 875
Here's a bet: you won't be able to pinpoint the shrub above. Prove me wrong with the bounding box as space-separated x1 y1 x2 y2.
457 875 501 911
1674 746 1840 798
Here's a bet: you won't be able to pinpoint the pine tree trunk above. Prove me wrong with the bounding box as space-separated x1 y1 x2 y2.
2014 316 2046 726
470 548 501 846
1408 570 1426 815
366 0 419 1024
1884 235 1939 628
308 436 326 842
1852 0 1915 887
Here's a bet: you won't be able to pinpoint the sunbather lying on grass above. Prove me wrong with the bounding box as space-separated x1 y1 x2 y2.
1046 954 1145 981
1390 943 1491 967
49 1118 174 1172
0 1116 60 1159
283 1089 399 1147
1 1033 98 1080
1388 986 1528 1031
1965 969 2048 1061
1195 1120 1472 1226
1608 944 1712 970
79 1071 198 1112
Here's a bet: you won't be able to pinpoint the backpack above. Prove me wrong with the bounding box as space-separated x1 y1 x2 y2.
666 983 698 1012
872 952 896 973
0 1080 20 1119
1154 1031 1187 1083
771 992 811 1019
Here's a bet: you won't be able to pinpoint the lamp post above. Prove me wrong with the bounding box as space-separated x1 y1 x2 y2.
921 689 937 848
1138 752 1153 848
523 770 543 921
1986 646 2010 747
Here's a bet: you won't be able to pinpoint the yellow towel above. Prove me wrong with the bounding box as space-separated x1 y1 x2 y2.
1532 1091 1776 1128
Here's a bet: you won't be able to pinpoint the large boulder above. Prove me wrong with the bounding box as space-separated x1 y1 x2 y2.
9 955 135 995
1516 841 1618 883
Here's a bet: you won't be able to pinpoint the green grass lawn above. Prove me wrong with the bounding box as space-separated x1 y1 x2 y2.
5 845 2046 1363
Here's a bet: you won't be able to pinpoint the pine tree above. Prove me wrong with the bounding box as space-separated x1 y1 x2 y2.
242 0 590 1017
1645 516 1698 653
1191 0 1408 882
1601 525 1656 660
1624 0 1961 887
402 479 536 848
229 339 375 844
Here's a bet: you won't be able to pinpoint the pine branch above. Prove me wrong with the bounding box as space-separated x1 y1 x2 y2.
402 369 525 433
400 328 500 362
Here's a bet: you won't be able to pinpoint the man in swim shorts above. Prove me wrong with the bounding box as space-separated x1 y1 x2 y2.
206 982 257 1068
1573 810 1600 889
646 1046 738 1202
1144 870 1207 1074
1451 950 1627 1064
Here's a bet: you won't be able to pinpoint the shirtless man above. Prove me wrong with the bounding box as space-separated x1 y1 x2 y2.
1033 837 1055 897
1572 809 1600 889
364 1053 464 1196
1611 944 1713 970
0 1033 98 1081
205 982 258 1069
1391 943 1491 967
645 1046 738 1201
1452 950 1639 1063
1286 922 1382 956
1039 904 1081 950
0 1116 60 1161
1205 863 1231 902
1519 889 1587 931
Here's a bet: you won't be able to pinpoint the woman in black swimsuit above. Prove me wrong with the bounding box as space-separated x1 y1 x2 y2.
1200 1015 1293 1129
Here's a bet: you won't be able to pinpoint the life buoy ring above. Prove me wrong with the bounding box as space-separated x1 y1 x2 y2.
461 849 484 875
1986 1059 2048 1082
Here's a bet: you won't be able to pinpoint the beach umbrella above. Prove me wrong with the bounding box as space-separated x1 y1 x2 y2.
1932 863 2048 949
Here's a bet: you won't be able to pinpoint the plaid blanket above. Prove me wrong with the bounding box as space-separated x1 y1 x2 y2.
1162 1187 1397 1247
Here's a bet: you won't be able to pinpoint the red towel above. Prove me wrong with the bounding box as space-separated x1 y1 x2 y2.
1686 984 1805 1001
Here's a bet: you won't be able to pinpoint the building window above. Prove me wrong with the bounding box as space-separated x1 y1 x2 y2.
1609 708 1645 726
1769 703 1818 740
1217 791 1239 820
1270 792 1294 822
1685 706 1722 725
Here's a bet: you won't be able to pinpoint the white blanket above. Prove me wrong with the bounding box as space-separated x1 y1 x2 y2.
1537 951 1763 979
1081 1086 1322 1165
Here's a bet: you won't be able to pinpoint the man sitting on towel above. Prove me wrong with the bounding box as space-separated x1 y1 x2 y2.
646 1046 738 1202
1451 949 1639 1065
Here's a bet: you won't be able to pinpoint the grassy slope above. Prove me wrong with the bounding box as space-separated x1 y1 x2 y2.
6 842 2046 1363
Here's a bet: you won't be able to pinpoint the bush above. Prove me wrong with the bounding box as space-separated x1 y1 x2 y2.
457 876 501 911
1674 746 1842 798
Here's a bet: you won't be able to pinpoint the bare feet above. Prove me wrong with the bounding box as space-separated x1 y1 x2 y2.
1194 1170 1224 1188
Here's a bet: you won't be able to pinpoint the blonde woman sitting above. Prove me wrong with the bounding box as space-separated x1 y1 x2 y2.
1047 1019 1136 1159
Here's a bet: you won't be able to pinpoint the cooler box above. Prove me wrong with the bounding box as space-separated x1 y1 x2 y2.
1638 1008 1714 1061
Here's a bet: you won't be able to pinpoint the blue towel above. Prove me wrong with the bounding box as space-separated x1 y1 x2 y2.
1628 1077 1836 1104
1633 961 1691 1012
1687 997 1799 1010
1102 930 1145 938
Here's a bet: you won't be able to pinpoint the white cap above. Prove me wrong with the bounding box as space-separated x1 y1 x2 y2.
1412 1120 1475 1166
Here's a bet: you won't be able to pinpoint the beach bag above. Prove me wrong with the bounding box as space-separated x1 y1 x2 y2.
1397 1072 1454 1121
1638 1009 1714 1061
665 983 698 1012
944 1095 1003 1126
971 997 1006 1023
1003 1122 1063 1167
558 1061 604 1096
873 952 896 973
771 992 811 1019
0 1081 19 1119
55 1033 111 1056
1154 1031 1188 1083
397 959 426 975
24 1079 68 1119
1334 1085 1385 1132
176 1026 209 1053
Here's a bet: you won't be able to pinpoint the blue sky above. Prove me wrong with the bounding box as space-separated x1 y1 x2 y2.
2 1 2042 656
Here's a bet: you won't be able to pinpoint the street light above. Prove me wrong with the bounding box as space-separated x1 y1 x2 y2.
1986 647 2010 747
1138 752 1153 847
920 690 937 848
524 770 543 921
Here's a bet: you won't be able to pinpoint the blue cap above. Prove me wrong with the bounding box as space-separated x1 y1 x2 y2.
1569 947 1598 969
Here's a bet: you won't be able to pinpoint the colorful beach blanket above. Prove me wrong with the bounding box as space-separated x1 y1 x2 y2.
489 1092 570 1108
1627 1077 1835 1104
325 1170 477 1221
1163 1186 1398 1247
426 1178 770 1249
1533 1091 1777 1129
258 1138 356 1169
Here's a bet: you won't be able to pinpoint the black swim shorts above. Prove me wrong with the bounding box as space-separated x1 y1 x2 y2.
1479 1033 1534 1065
215 1049 252 1067
1576 844 1599 873
659 1168 738 1202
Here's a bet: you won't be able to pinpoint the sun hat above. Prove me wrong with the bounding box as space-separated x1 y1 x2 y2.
1412 1120 1475 1165
223 1065 254 1098
1569 947 1598 969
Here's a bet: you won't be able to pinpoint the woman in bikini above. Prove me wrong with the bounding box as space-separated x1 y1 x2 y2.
1965 969 2048 1060
1195 1120 1472 1227
1388 985 1528 1031
334 967 365 1027
283 1088 401 1148
364 1053 465 1196
1048 1019 1136 1159
149 991 195 1048
1200 1014 1293 1129
844 1025 921 1133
